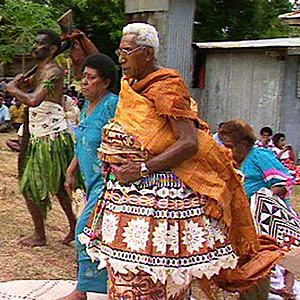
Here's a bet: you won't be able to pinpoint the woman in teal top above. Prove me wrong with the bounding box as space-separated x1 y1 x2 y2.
59 54 118 300
241 147 293 200
220 119 294 300
220 120 294 201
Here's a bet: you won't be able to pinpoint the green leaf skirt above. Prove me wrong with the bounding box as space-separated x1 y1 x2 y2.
20 130 75 217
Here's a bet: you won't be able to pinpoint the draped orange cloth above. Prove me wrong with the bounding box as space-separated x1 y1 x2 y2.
114 68 259 257
109 68 283 293
62 30 99 79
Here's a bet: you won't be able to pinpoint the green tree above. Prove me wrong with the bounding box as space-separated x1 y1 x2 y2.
194 0 294 41
0 0 125 65
33 0 125 61
0 0 61 64
71 0 125 60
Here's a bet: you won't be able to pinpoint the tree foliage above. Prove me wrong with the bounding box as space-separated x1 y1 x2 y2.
194 0 295 41
0 0 125 65
32 0 125 57
0 0 61 64
70 0 125 58
0 0 299 66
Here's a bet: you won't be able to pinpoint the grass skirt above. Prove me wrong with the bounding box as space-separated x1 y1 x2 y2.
20 131 75 217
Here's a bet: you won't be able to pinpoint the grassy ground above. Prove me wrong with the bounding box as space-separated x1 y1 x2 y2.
0 131 299 282
0 132 76 282
292 185 300 212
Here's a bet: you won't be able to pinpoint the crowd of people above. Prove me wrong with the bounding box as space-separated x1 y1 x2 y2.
3 22 300 300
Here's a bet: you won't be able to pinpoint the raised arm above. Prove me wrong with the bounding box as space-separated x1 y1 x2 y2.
6 66 62 107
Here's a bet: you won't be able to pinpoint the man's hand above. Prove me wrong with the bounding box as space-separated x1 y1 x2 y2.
271 287 295 300
6 74 25 94
111 158 142 184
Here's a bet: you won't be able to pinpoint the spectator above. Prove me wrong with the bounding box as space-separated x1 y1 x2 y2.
213 122 225 145
63 95 80 136
273 133 300 185
6 124 24 152
4 94 14 108
69 85 78 98
255 126 275 150
77 98 85 111
0 94 11 132
9 99 26 130
0 79 7 91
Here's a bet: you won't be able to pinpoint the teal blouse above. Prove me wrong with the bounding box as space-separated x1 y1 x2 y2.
240 147 294 199
75 92 119 199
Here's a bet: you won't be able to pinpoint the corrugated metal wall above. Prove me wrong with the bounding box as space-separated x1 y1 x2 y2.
164 0 195 86
279 56 300 157
201 49 284 136
124 0 195 86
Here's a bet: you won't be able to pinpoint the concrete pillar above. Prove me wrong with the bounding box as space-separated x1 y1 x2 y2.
125 0 195 86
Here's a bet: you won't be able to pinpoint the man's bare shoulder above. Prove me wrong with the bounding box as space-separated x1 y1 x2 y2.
43 63 63 78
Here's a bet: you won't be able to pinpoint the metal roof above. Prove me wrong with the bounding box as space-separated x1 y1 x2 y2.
279 10 300 20
278 10 300 25
194 37 300 49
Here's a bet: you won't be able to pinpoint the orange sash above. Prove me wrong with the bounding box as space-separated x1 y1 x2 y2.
114 69 259 257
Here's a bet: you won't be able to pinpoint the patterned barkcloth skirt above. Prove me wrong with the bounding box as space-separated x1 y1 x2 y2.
250 187 300 248
82 171 239 300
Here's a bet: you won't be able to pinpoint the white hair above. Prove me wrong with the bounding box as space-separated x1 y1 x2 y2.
122 23 159 55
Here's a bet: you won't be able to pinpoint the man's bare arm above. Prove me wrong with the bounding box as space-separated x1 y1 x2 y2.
6 67 62 107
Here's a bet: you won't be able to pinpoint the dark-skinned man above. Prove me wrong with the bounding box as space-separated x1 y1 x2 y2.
6 29 77 247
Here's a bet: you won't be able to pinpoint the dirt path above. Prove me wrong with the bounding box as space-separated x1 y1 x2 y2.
0 132 76 282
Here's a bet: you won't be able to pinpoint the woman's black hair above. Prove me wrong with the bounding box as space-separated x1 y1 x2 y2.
272 133 286 147
260 126 273 136
83 54 118 90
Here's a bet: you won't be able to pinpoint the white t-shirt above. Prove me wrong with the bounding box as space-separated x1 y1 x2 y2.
273 147 290 160
0 105 11 122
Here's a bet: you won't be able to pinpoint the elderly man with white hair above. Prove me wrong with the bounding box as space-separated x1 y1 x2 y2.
80 22 281 300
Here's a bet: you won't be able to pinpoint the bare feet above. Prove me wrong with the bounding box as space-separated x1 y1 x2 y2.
20 234 46 247
61 231 75 245
55 289 87 300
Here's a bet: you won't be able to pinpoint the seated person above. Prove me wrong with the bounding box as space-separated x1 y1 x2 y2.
69 85 78 98
77 98 85 111
273 133 300 185
6 124 24 152
0 94 11 132
212 122 225 145
255 126 274 150
9 99 25 130
4 94 13 108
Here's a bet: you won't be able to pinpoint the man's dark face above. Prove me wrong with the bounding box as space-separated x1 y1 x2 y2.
32 34 51 60
0 97 4 107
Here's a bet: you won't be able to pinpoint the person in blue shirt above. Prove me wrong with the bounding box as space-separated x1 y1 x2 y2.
220 119 294 300
58 54 119 300
220 120 293 202
0 94 11 132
